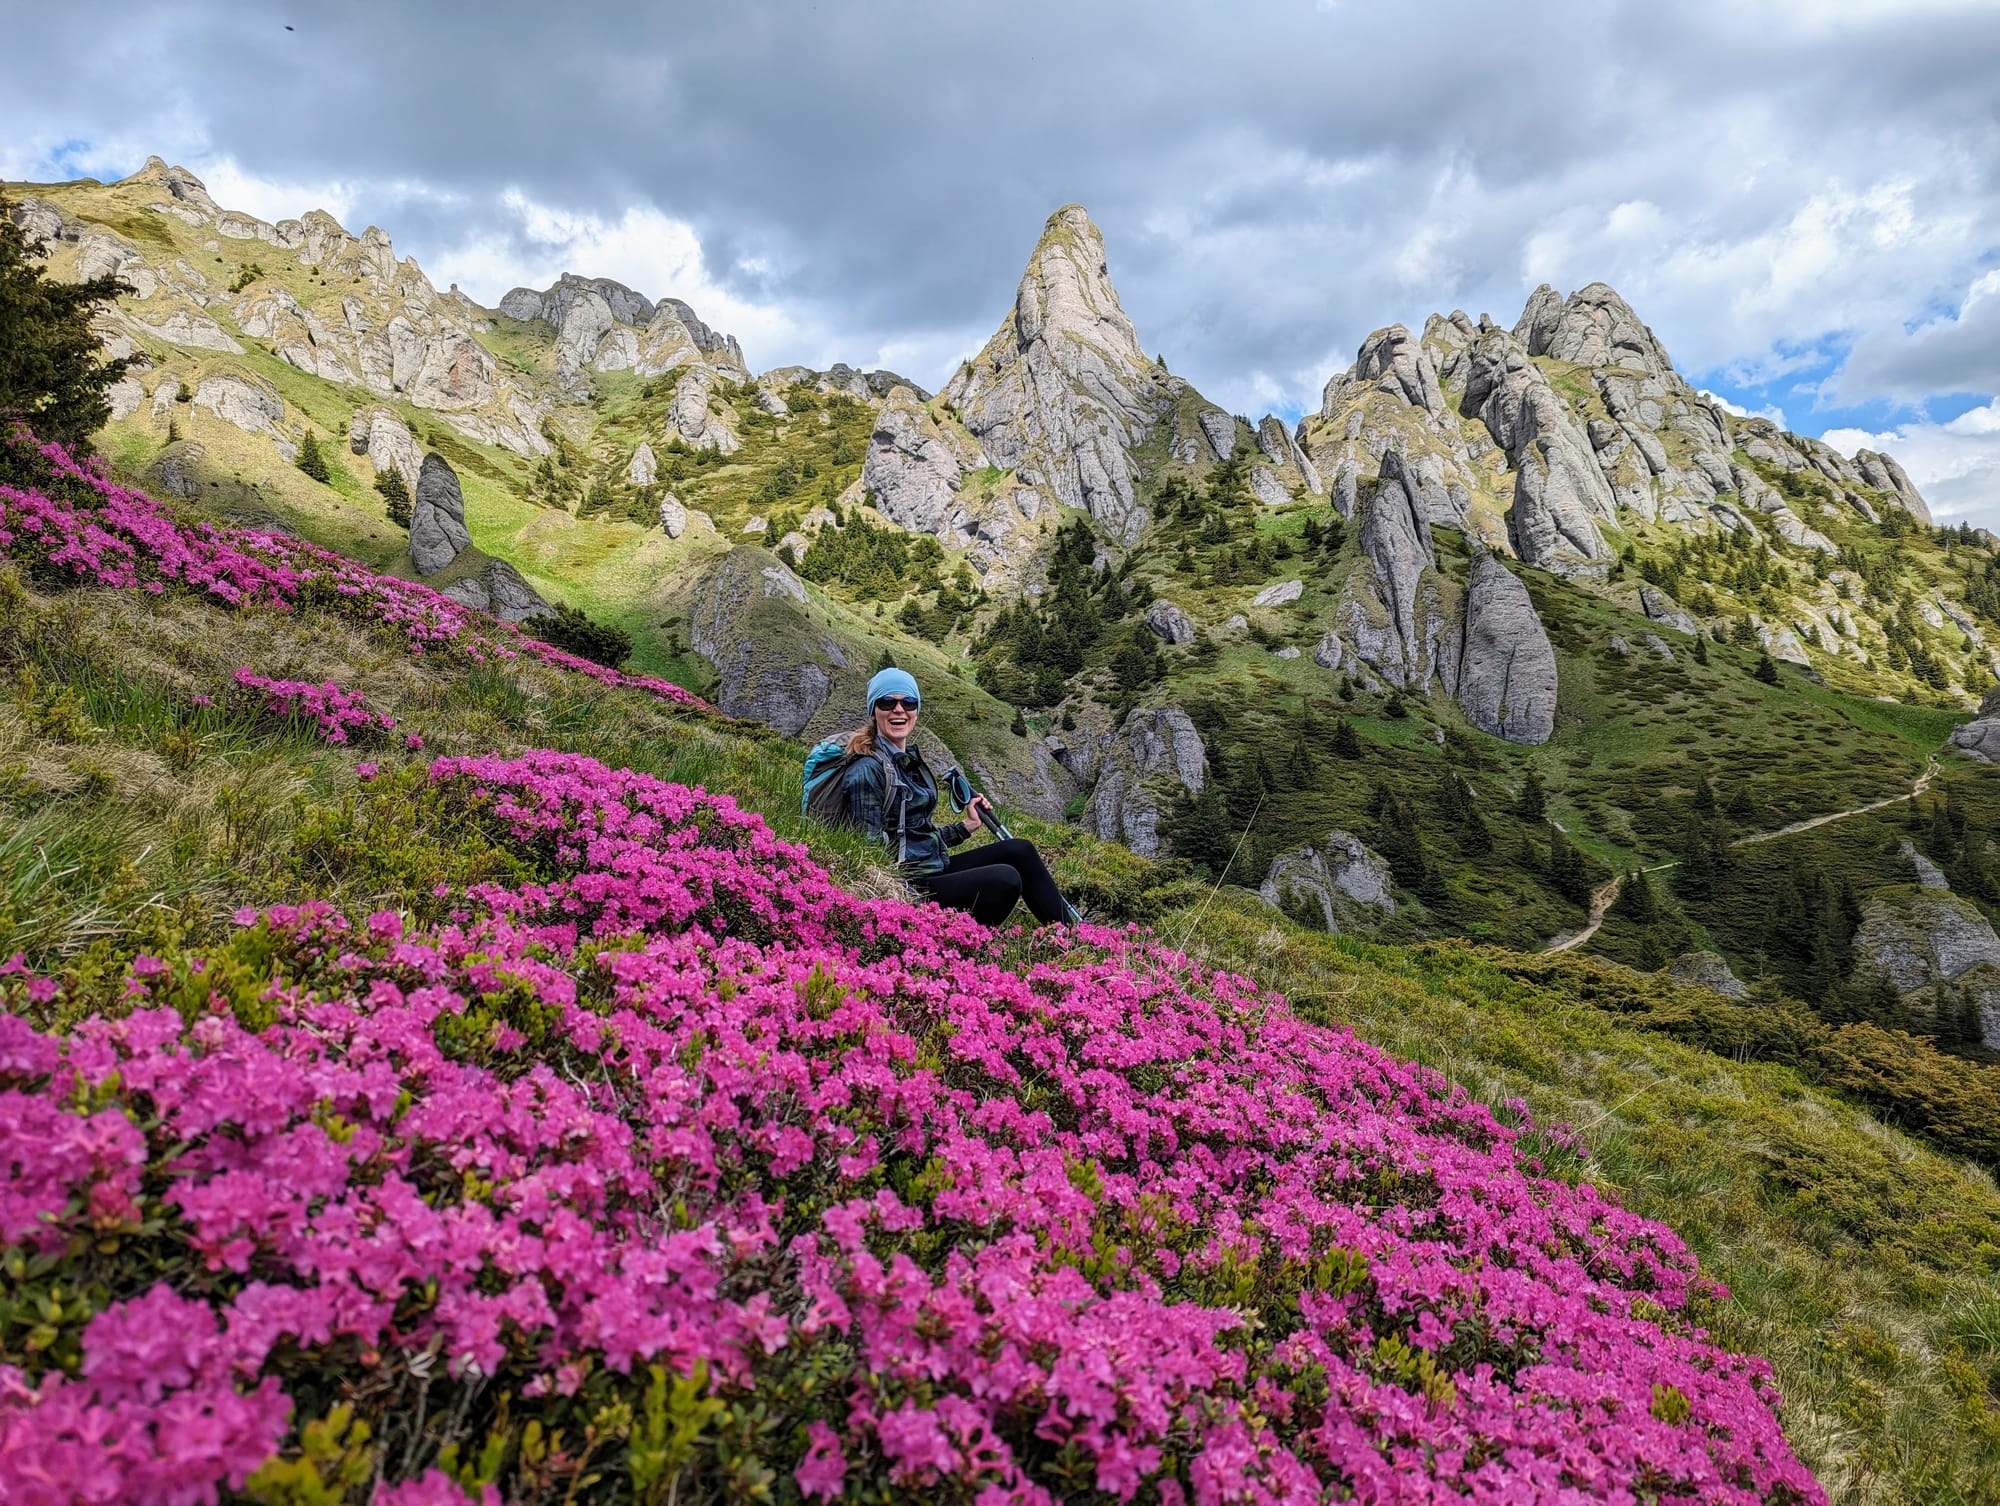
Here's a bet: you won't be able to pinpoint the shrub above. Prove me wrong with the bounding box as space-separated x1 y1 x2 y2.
527 602 633 670
374 467 412 529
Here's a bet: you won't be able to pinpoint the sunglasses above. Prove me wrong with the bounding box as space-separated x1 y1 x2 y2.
873 696 921 713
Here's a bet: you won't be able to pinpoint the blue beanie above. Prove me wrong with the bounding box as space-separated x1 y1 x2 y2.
866 667 920 707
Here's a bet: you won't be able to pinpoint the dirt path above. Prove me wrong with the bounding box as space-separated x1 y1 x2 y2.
1540 755 1941 955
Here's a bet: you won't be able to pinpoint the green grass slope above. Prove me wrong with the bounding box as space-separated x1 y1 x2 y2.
5 493 2000 1500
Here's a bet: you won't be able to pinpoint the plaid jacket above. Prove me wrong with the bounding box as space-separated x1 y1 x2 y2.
839 742 970 875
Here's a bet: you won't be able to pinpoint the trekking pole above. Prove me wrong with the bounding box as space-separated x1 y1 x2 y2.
942 765 1083 925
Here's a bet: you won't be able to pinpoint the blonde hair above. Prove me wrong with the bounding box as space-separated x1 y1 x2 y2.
843 721 878 757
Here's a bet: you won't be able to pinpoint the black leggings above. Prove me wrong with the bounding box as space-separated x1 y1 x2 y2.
912 838 1066 927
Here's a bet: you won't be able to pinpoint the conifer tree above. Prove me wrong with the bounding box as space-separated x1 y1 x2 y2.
375 468 413 529
0 192 134 453
296 430 332 484
1516 766 1547 823
1546 823 1590 905
1330 718 1362 760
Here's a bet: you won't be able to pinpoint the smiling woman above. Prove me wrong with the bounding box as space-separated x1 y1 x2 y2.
805 667 1072 928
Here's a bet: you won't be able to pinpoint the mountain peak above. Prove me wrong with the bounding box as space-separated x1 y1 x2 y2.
1517 281 1673 376
1012 204 1144 364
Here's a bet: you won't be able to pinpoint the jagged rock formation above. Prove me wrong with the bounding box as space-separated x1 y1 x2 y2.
1318 450 1452 690
1084 706 1207 857
410 454 472 576
1454 553 1559 743
761 364 924 405
1259 830 1396 932
193 376 288 452
13 159 553 459
499 274 747 387
857 386 1043 572
942 206 1181 545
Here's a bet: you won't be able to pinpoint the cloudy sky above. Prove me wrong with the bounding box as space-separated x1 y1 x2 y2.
6 0 1998 520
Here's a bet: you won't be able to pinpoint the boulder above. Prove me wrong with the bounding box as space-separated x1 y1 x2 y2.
1251 580 1303 608
659 493 688 539
627 442 657 486
1146 599 1196 645
1453 552 1558 744
685 548 833 735
1259 830 1397 932
144 442 206 499
1084 706 1208 857
409 453 472 575
1950 717 2000 762
1638 585 1699 636
1667 951 1747 998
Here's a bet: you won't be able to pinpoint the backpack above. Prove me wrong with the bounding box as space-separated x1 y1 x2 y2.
802 738 912 861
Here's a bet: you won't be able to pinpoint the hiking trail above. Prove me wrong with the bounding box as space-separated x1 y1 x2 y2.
1542 754 1942 954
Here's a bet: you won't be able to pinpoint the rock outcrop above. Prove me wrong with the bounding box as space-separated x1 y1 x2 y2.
1668 951 1748 998
1084 706 1207 857
1146 599 1196 645
1454 553 1559 743
349 407 423 490
942 206 1177 545
409 453 472 576
859 387 983 539
685 548 835 735
439 559 551 623
627 442 657 486
1854 891 2000 1046
665 366 741 454
499 274 747 386
1259 830 1396 932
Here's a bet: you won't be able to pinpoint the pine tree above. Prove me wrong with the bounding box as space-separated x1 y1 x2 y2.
296 429 332 484
0 191 135 453
1691 636 1709 666
1330 718 1362 759
1546 823 1590 905
1611 868 1658 924
1753 653 1781 685
1516 766 1547 823
1009 706 1027 736
375 468 412 529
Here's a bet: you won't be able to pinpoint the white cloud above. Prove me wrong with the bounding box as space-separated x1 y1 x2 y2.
1832 267 2000 402
1822 399 2000 524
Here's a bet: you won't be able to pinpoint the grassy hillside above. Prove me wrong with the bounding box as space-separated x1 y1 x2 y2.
5 442 2000 1502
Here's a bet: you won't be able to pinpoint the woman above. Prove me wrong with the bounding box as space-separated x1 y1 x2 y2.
839 668 1068 927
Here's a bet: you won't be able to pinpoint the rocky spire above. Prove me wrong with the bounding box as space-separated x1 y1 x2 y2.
941 205 1173 545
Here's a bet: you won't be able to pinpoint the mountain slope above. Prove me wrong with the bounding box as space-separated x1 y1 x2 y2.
4 434 2000 1501
13 162 2000 1049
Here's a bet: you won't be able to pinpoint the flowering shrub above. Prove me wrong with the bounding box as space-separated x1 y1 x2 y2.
0 435 707 712
0 749 1825 1504
233 668 397 746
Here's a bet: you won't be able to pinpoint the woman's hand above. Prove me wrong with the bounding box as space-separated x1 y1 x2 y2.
963 794 992 832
